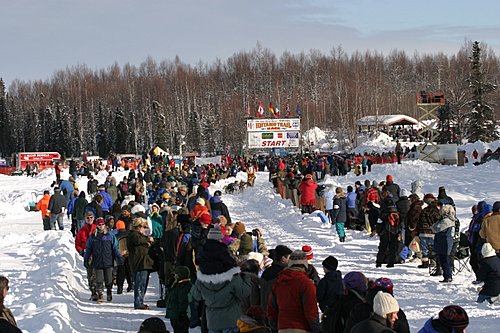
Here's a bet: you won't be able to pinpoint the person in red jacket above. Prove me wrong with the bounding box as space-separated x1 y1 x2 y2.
298 174 318 214
268 250 320 333
75 211 98 300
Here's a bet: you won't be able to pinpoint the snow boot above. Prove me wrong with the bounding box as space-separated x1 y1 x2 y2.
97 292 104 304
91 288 98 301
340 236 346 243
107 289 112 302
418 258 429 269
117 286 123 294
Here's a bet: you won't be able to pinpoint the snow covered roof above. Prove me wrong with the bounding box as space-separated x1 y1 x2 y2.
356 114 418 126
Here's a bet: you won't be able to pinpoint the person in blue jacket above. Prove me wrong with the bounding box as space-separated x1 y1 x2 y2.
418 305 468 333
98 184 114 215
84 217 122 303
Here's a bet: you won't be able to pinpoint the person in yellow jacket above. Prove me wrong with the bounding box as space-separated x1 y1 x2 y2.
480 201 500 252
247 165 256 187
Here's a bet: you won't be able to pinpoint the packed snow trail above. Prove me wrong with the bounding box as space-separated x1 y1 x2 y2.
1 160 499 332
216 167 499 332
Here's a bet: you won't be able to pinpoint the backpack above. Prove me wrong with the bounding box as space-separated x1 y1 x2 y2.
387 211 401 234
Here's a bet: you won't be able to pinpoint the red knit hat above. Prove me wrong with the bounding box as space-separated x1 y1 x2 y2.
302 245 313 260
386 175 393 182
198 213 212 225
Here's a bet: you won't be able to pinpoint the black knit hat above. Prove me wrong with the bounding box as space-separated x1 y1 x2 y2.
438 305 469 331
138 317 169 333
274 245 292 261
322 255 338 271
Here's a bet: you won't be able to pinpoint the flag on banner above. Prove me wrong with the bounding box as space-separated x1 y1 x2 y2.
285 103 291 117
274 105 280 118
246 103 251 117
295 104 302 117
268 102 275 115
257 102 264 118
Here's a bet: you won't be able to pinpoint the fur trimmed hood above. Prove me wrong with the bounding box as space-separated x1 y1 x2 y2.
196 266 241 285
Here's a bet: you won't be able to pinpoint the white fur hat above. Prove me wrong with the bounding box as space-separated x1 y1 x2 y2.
247 252 264 264
130 204 146 215
482 242 496 258
373 291 399 319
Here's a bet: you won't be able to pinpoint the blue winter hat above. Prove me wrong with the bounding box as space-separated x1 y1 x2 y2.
343 271 368 292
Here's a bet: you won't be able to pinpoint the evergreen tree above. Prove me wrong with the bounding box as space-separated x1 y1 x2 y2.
152 101 168 151
0 79 10 155
114 106 129 153
466 41 499 142
437 102 451 143
96 103 110 157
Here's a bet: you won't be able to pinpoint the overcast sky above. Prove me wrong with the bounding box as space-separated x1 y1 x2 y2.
2 0 500 86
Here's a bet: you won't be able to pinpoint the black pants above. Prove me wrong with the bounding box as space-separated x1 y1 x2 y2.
171 313 190 333
116 259 133 290
376 232 398 265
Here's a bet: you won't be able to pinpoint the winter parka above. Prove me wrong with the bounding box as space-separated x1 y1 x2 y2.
166 279 192 320
84 229 121 269
98 189 113 212
48 189 67 214
316 270 344 313
480 212 500 251
417 201 440 235
323 190 335 211
268 267 320 333
191 266 251 330
344 289 410 333
350 314 396 333
477 254 500 297
210 196 232 223
298 180 318 206
332 194 347 223
75 223 96 253
383 181 401 203
36 194 51 219
259 262 287 310
431 205 456 256
73 194 88 220
127 230 154 273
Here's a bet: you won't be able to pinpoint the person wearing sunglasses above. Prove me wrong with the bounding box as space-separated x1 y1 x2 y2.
84 217 122 303
0 276 22 333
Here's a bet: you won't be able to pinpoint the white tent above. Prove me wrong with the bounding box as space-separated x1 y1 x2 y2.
356 114 418 127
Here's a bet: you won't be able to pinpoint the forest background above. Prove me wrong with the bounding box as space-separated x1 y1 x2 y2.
0 41 499 158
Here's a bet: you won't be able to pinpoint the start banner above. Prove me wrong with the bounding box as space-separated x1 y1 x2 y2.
247 132 300 148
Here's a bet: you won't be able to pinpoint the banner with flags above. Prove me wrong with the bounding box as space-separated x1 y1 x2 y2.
257 102 264 118
285 103 291 117
268 102 275 116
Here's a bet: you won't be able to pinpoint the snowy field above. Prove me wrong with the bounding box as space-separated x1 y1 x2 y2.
1 159 500 332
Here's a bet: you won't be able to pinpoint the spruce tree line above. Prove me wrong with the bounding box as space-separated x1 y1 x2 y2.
0 41 498 158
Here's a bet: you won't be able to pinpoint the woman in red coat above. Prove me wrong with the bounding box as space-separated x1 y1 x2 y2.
298 174 318 214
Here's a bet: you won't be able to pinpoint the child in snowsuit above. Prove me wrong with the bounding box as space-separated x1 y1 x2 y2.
167 266 192 333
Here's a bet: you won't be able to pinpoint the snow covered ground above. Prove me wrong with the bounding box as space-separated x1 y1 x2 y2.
1 159 500 332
